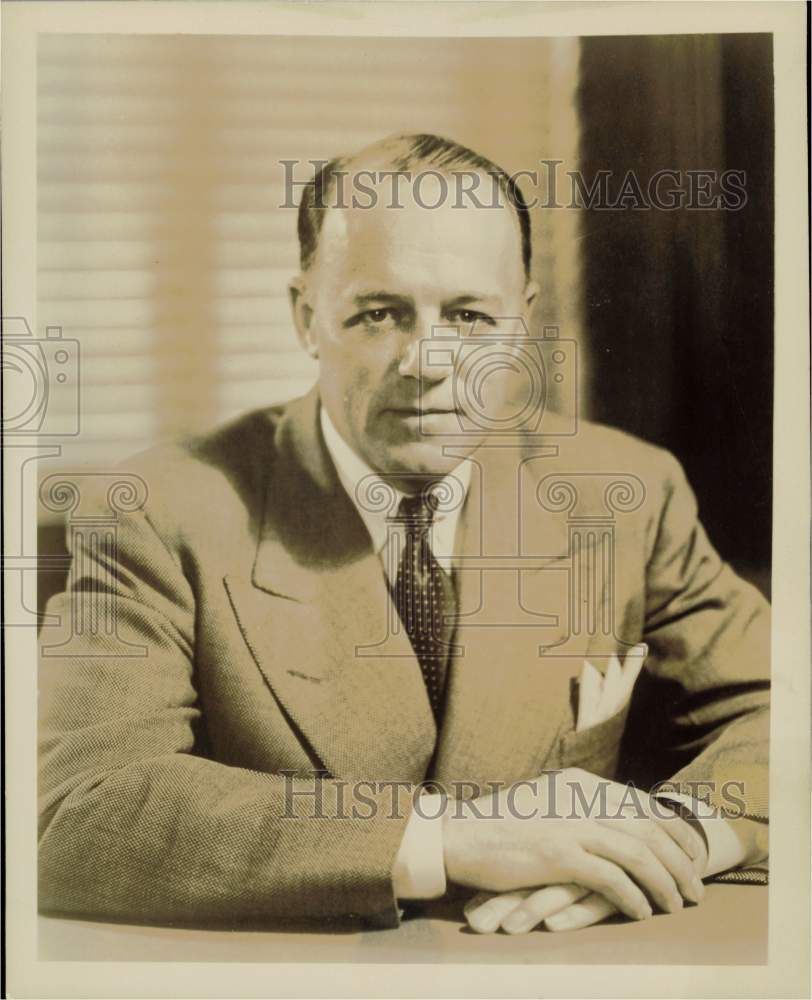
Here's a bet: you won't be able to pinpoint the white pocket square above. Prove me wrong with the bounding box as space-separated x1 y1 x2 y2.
576 643 648 732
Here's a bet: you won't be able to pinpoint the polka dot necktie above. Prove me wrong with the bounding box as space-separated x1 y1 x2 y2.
392 492 457 721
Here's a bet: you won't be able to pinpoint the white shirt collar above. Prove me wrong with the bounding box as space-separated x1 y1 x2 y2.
319 404 471 575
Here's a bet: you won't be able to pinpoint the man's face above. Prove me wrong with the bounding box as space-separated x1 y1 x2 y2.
290 173 538 486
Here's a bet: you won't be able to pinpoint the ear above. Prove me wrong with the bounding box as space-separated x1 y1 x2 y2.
522 279 540 320
288 275 319 360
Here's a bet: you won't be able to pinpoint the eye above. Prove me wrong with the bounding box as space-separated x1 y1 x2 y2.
449 308 496 326
365 308 397 324
344 306 404 329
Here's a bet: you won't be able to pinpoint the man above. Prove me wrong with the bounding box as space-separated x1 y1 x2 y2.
38 133 769 934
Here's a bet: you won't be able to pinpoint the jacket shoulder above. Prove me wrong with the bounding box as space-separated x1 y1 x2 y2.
554 417 685 482
117 405 287 546
573 420 677 471
527 416 692 533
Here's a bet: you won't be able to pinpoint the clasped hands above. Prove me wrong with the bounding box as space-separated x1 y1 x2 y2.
443 767 709 935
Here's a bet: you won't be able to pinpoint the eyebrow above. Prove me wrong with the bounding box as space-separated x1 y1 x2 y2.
351 292 413 308
445 293 503 307
349 291 503 309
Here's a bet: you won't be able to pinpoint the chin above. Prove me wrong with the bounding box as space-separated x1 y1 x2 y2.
380 440 470 479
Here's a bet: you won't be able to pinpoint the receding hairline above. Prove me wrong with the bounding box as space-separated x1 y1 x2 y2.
315 167 526 262
297 133 533 278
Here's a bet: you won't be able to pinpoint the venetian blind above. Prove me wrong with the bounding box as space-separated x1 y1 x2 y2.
38 33 581 472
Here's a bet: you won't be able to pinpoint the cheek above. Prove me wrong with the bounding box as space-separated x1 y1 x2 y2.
342 366 372 410
325 337 394 402
323 362 376 440
456 346 521 402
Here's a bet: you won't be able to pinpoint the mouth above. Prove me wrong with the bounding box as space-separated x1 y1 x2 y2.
387 407 457 417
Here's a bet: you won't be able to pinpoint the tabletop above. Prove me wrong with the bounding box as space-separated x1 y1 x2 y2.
38 884 767 965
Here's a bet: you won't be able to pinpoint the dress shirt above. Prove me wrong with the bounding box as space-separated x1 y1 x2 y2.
320 405 471 582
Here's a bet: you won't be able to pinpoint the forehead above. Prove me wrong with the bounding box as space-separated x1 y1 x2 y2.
312 177 525 298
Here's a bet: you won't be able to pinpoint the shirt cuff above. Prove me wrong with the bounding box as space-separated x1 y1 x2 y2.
392 793 447 900
655 792 747 877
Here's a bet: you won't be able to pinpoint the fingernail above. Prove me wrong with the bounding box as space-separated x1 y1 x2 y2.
545 916 573 932
471 915 499 934
691 876 705 900
666 895 683 913
502 913 533 935
635 904 653 921
683 881 700 904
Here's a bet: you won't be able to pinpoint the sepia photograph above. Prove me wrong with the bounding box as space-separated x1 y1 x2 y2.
3 2 809 997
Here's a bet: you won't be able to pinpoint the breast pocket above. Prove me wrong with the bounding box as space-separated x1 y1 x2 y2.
556 698 632 779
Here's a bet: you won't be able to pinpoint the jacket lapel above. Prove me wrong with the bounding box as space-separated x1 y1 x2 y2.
226 390 436 783
431 441 579 788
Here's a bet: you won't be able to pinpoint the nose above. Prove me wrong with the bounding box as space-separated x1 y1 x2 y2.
397 309 452 383
397 334 424 380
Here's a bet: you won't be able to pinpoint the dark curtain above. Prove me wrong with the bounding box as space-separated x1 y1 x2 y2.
577 34 774 595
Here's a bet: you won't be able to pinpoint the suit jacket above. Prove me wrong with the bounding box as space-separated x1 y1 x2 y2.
38 388 770 927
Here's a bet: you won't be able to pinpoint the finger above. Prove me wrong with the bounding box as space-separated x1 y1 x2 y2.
567 850 652 921
584 824 683 914
500 884 591 935
545 892 617 932
464 890 531 934
651 800 709 868
596 815 704 904
602 785 707 867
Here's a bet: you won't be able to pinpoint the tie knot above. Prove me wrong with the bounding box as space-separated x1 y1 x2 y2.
397 490 437 527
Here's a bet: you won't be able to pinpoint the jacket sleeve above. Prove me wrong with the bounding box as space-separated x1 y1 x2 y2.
641 450 769 872
38 497 413 927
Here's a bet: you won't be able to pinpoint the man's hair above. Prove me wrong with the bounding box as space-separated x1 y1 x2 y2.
296 132 532 278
